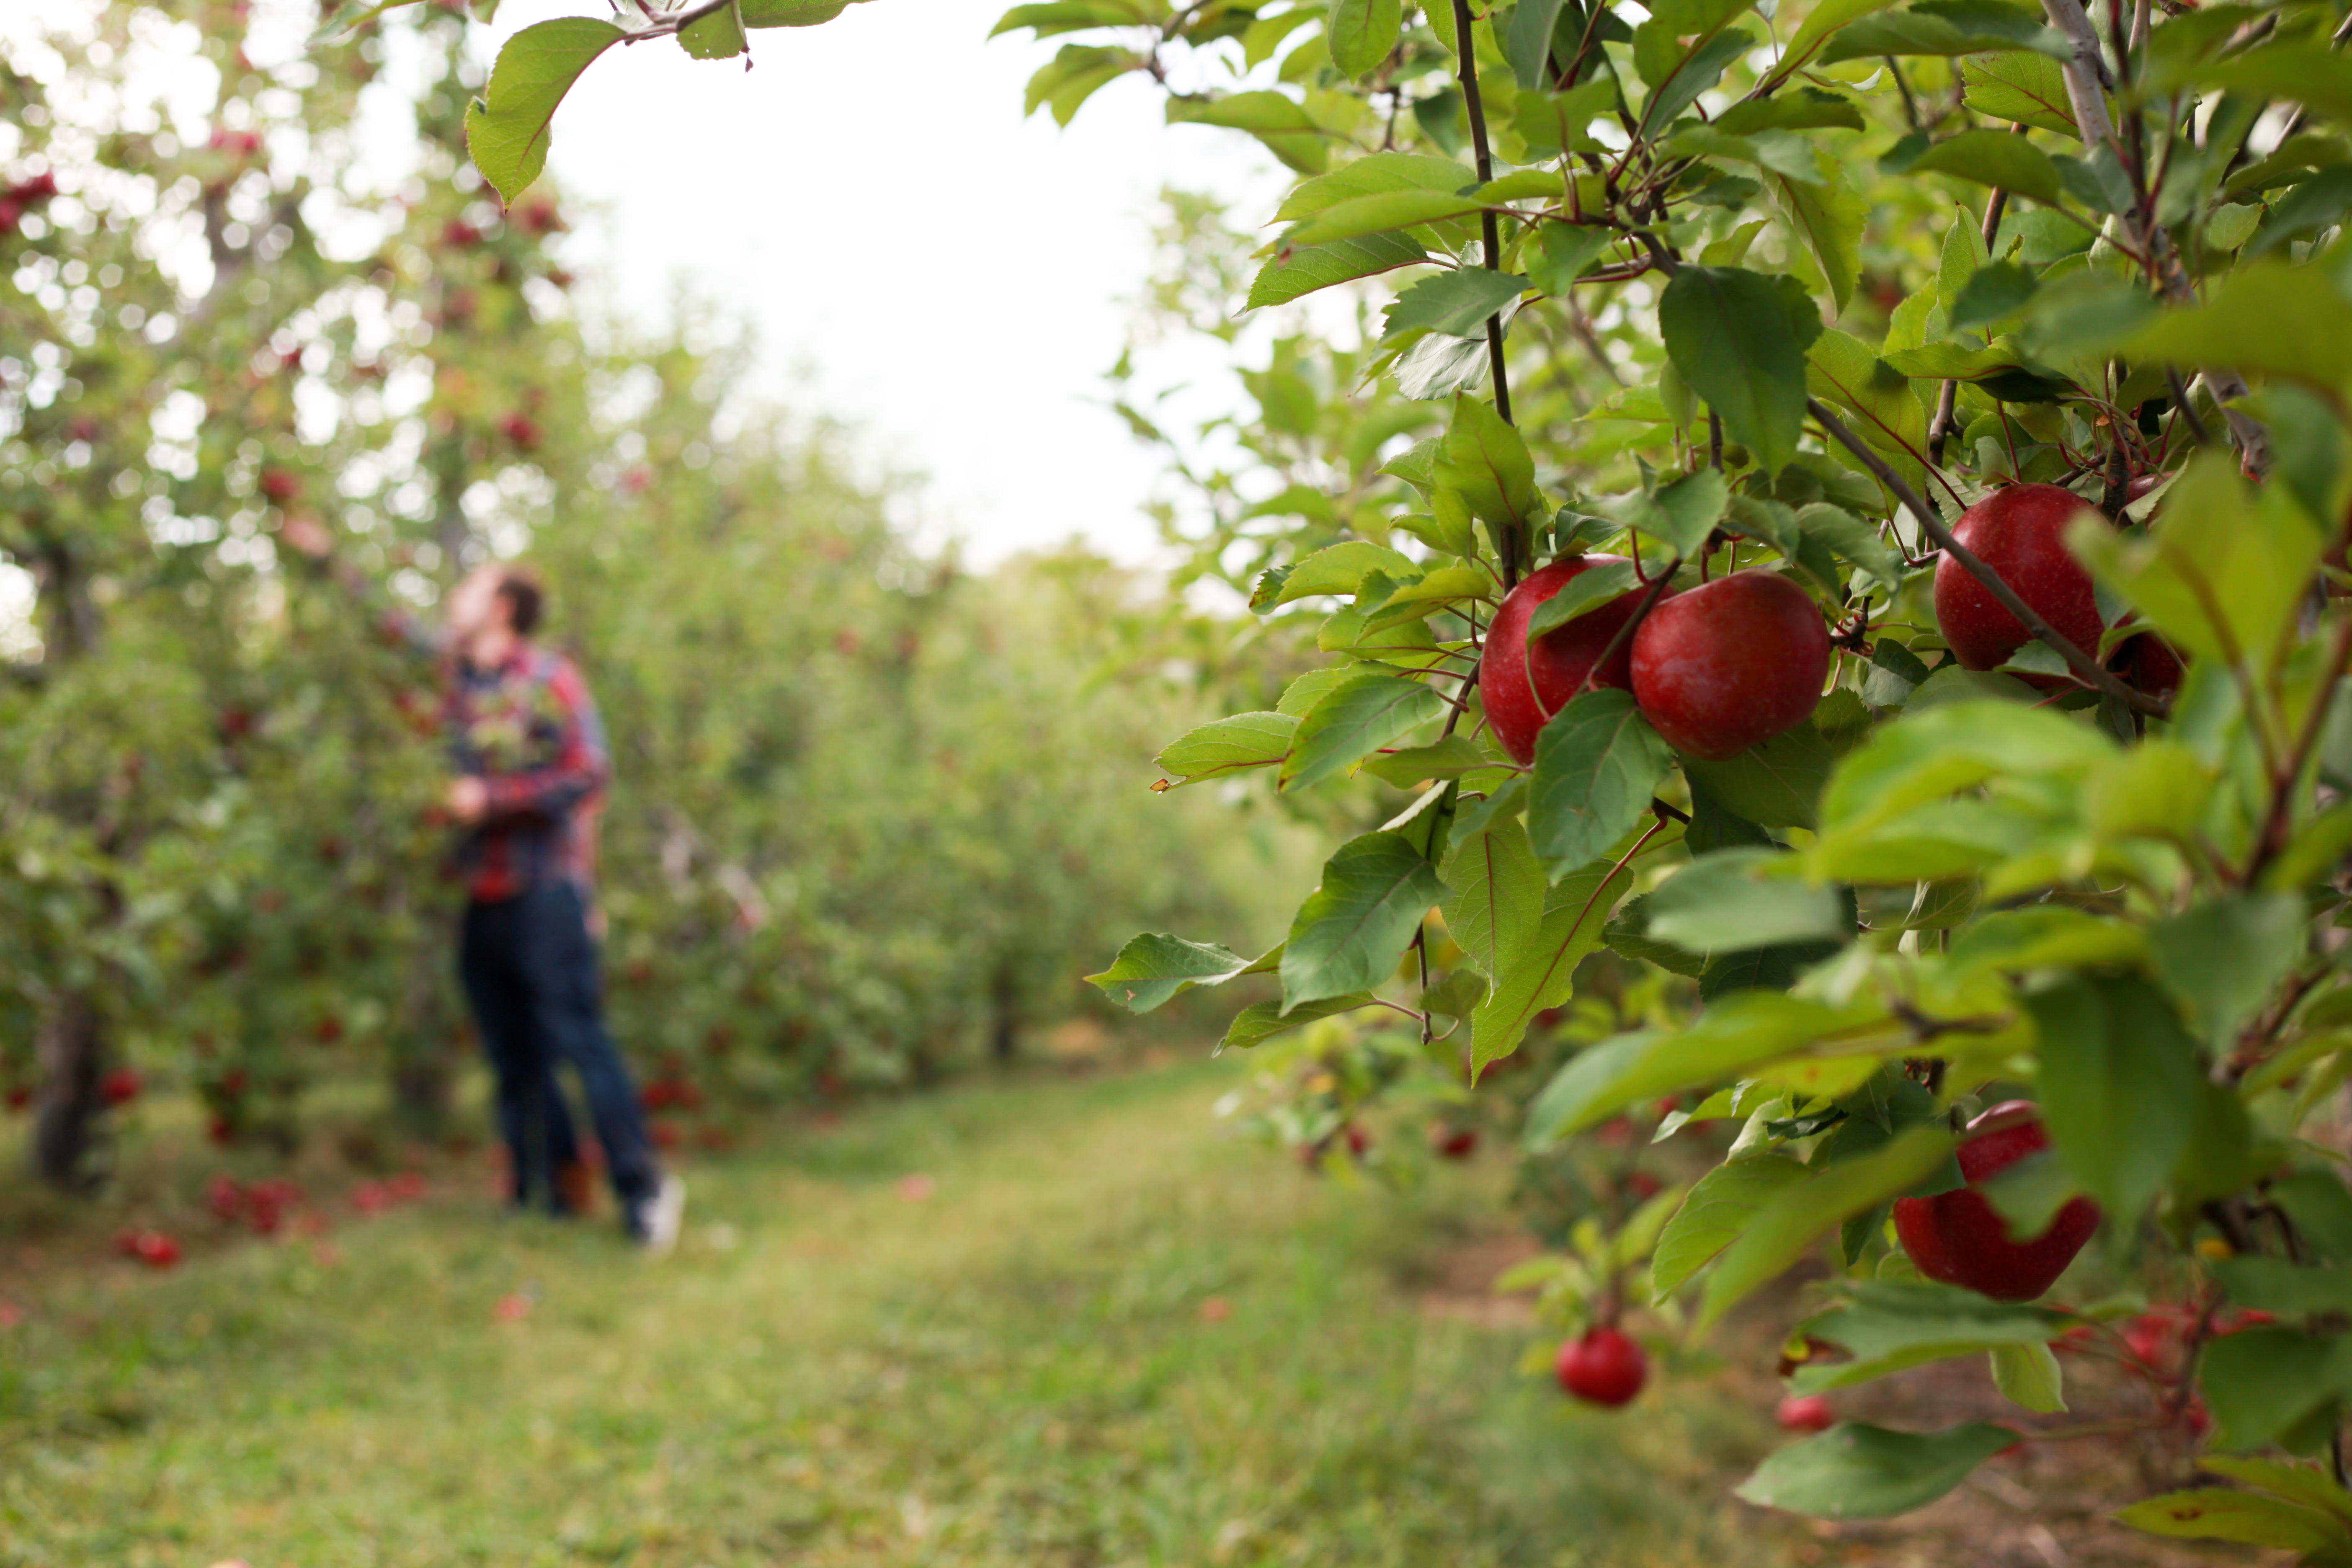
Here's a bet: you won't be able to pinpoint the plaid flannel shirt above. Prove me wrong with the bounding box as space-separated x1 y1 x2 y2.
445 645 610 903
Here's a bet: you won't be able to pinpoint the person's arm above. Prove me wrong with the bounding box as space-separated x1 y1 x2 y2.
476 660 611 826
278 517 443 660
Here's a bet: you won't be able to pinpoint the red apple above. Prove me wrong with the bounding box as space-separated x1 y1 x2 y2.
2125 631 2185 700
1630 570 1829 760
1777 1394 1836 1434
100 1068 140 1107
1344 1124 1370 1158
1480 556 1658 764
1556 1326 1648 1408
1429 1122 1478 1161
1933 484 2106 678
132 1230 180 1269
1893 1101 2100 1301
3 1085 28 1113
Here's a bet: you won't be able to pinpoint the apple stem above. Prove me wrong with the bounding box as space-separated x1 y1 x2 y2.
1808 397 2169 716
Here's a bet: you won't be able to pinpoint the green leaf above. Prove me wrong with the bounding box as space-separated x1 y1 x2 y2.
1526 691 1673 882
1526 223 1614 293
1360 735 1502 787
1646 849 1850 954
1435 395 1540 535
1514 79 1618 157
2210 1257 2352 1315
1222 993 1377 1052
1817 0 2068 62
2198 41 2352 127
1282 675 1448 792
1702 1124 1956 1326
1167 90 1330 174
1651 1154 1811 1299
463 18 626 207
1736 1422 2023 1519
1817 700 2113 842
1612 466 1729 562
1961 51 2078 135
1470 845 1640 1076
1715 88 1867 134
1525 561 1642 642
1605 892 1711 976
1527 992 1888 1144
1780 0 1904 70
1989 1341 2066 1413
1790 1281 2071 1392
678 0 749 59
738 0 858 22
1769 152 1867 313
2117 260 2352 393
1908 129 2067 208
1442 813 1546 985
2115 1489 2352 1556
1275 152 1473 220
1805 330 1929 499
1255 541 1421 609
2149 895 2305 1051
1155 711 1297 786
2072 453 2328 676
2027 973 2201 1220
1638 26 1757 137
1506 0 1569 85
2199 1328 2352 1452
1248 232 1430 309
989 3 1150 39
1086 934 1259 1012
1279 832 1448 1011
1949 261 2038 330
2197 1457 2352 1529
1326 0 1402 78
1681 719 1839 830
1382 268 1529 340
1285 189 1485 245
1660 266 1822 474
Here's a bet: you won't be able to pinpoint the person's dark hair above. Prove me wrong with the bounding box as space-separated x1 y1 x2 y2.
496 566 544 637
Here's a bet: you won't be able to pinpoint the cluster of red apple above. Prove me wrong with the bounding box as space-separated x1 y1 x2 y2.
0 169 58 239
207 1174 308 1236
1485 483 2175 766
1556 1102 2097 1413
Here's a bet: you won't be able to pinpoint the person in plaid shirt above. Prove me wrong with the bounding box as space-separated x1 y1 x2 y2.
287 522 683 1252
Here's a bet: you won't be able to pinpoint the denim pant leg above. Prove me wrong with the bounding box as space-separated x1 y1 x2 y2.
515 882 661 1212
460 899 581 1211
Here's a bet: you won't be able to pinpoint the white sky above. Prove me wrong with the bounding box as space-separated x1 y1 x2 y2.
480 0 1285 565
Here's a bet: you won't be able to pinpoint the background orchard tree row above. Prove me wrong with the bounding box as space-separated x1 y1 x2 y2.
0 3 1303 1195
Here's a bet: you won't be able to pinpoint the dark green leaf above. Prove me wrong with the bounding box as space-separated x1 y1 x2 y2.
1908 129 2067 208
1660 266 1822 474
2199 1328 2352 1452
1222 993 1377 1052
1651 1153 1811 1299
1526 222 1614 293
1791 1281 2071 1392
1646 848 1850 954
1526 691 1673 881
1735 1423 2020 1518
1604 892 1710 976
1818 0 2068 62
1470 844 1640 1075
1702 1124 1956 1325
1436 395 1540 535
1279 832 1449 1010
2028 973 2201 1220
1949 261 2038 330
1525 560 1643 642
2210 1257 2352 1315
2150 895 2307 1050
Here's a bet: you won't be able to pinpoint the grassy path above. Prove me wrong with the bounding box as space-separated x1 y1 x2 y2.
1 1062 1801 1568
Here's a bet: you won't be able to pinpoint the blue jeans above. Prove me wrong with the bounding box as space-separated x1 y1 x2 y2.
459 882 660 1215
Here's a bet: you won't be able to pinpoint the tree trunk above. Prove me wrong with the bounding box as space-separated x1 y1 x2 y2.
31 990 107 1191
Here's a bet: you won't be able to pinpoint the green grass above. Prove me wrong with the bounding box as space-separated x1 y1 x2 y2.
0 1061 1804 1568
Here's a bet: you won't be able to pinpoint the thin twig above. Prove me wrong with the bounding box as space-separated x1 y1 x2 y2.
1810 397 2166 714
1926 169 2020 468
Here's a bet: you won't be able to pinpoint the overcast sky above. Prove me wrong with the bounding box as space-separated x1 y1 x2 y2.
477 0 1284 566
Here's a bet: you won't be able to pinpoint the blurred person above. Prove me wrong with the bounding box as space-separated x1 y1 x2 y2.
283 518 684 1252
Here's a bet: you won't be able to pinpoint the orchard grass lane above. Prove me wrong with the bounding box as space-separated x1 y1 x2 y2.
0 1062 1801 1568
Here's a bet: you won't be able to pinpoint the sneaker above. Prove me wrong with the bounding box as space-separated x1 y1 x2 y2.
630 1173 686 1255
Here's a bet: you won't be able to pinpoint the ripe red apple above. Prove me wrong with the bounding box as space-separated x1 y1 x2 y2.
1556 1326 1647 1408
1480 556 1658 764
1630 570 1830 760
3 1085 28 1113
2125 631 2185 700
1777 1394 1836 1434
1893 1101 2100 1301
132 1230 180 1269
1933 484 2106 677
100 1068 140 1107
1429 1122 1478 1161
258 467 300 503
